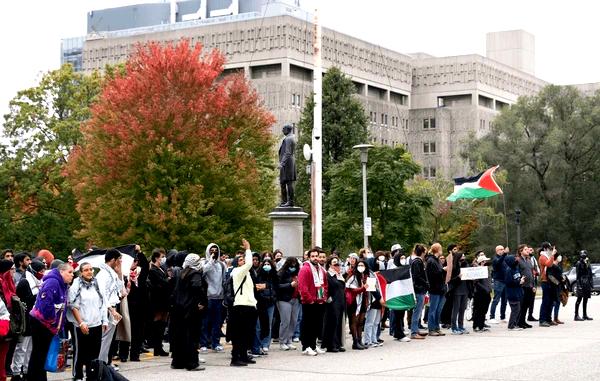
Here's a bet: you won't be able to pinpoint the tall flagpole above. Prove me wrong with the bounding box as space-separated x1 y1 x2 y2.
311 9 322 248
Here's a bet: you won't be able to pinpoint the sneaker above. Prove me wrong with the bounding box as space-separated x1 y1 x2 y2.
315 347 326 354
302 348 317 356
539 321 551 327
287 343 297 350
214 345 224 352
473 327 482 332
451 329 463 335
230 360 248 367
292 337 300 343
481 327 490 332
428 330 441 336
399 336 411 342
488 319 499 324
459 328 469 334
369 343 379 348
410 334 426 340
110 364 120 372
500 319 507 324
527 316 538 322
199 347 208 353
262 347 270 353
199 358 206 363
435 329 446 336
280 343 290 351
574 316 585 321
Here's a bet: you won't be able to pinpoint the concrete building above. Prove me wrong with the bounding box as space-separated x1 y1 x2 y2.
63 0 555 179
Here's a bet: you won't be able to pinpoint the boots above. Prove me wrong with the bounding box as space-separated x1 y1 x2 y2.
574 315 584 321
153 321 169 356
351 338 365 350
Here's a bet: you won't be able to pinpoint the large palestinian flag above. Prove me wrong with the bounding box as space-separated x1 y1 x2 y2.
376 266 416 310
447 165 502 202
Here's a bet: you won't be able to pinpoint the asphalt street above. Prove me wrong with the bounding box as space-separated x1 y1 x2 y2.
49 296 600 381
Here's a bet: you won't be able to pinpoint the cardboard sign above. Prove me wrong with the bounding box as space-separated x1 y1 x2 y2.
460 266 489 280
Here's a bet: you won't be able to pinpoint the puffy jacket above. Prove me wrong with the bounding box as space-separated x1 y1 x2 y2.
298 262 328 304
425 254 446 295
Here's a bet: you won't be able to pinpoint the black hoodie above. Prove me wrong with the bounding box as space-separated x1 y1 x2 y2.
426 254 446 295
411 256 429 294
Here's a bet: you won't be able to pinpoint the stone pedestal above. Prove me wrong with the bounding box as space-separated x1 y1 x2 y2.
269 207 308 259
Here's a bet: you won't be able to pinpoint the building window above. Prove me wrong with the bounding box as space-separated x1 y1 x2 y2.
384 114 388 126
423 118 436 129
291 93 296 106
423 142 436 154
423 166 437 178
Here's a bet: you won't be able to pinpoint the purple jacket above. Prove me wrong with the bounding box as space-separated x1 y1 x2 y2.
30 268 69 334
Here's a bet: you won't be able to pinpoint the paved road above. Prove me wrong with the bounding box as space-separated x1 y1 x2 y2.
49 296 600 381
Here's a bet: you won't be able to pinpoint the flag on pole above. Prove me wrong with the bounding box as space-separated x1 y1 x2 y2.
446 165 502 202
376 266 416 310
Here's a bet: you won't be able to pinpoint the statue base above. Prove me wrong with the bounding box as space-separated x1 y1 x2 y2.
269 207 308 259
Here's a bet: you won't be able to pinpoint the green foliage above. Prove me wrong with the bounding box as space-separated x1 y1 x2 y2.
66 41 276 254
466 85 600 259
324 146 431 253
0 65 103 255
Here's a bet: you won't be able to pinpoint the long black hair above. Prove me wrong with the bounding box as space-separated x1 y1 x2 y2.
279 256 299 276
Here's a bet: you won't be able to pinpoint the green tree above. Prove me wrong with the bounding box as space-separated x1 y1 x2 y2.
324 146 431 253
0 65 103 255
466 85 600 259
65 40 276 253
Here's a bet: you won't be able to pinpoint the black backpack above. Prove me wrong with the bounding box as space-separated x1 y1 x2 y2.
88 359 129 381
222 274 246 308
3 295 27 337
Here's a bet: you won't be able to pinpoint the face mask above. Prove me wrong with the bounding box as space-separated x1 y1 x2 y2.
357 266 366 273
288 267 296 272
400 259 407 266
557 255 562 263
262 265 272 272
378 256 385 262
35 271 44 280
160 257 166 265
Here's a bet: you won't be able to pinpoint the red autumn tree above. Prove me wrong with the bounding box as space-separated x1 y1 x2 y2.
66 40 276 251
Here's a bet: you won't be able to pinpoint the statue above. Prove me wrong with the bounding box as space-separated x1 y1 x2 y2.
278 124 296 207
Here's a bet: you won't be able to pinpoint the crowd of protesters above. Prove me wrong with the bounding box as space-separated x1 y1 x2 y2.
0 239 593 380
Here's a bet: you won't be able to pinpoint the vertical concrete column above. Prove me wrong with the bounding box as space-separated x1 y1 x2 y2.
269 207 308 258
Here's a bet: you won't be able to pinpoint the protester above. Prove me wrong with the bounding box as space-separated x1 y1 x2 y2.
551 254 565 324
96 249 124 368
298 247 328 356
362 261 383 348
201 243 226 353
147 248 170 356
275 257 300 351
575 250 593 321
517 245 534 329
345 259 367 350
426 243 446 336
12 253 31 285
504 255 524 330
538 242 556 327
251 257 277 355
544 251 564 327
449 252 471 334
69 262 107 381
27 263 73 381
322 256 346 352
11 259 45 381
228 239 258 367
36 249 54 270
410 244 429 340
0 260 15 381
472 254 492 332
127 248 149 362
489 245 507 324
170 254 207 371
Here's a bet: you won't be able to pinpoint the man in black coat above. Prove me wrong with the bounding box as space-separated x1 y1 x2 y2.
278 124 296 207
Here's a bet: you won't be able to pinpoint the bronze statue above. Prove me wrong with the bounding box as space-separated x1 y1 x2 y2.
278 125 296 207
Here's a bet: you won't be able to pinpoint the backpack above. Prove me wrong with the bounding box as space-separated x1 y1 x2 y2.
88 359 130 381
222 274 247 308
6 295 27 337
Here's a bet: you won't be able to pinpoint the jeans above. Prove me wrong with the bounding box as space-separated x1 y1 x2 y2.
539 282 552 323
489 280 507 319
411 293 426 335
363 308 381 345
553 299 560 320
427 294 445 331
253 304 275 352
277 299 300 345
200 299 223 349
452 294 468 330
508 300 521 328
518 287 535 326
293 303 302 339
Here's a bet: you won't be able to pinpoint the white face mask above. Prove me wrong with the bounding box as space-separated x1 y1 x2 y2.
378 256 385 262
357 266 366 273
160 257 166 265
557 255 562 263
400 259 407 266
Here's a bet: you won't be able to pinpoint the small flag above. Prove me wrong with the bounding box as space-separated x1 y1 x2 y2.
377 266 416 311
447 165 502 202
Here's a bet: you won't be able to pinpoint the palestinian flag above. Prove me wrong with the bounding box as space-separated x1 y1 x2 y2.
447 165 502 202
376 266 415 310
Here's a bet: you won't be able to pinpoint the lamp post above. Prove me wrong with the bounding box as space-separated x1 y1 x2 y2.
353 144 374 249
515 208 521 247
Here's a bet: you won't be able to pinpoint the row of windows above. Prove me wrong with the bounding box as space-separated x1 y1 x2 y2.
370 112 409 129
423 142 436 154
423 118 436 129
291 93 302 108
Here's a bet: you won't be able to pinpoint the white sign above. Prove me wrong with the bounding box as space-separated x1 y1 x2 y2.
460 266 489 280
364 217 372 236
366 277 377 292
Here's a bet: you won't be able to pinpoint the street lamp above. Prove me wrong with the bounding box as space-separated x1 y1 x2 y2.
515 208 521 247
353 144 374 249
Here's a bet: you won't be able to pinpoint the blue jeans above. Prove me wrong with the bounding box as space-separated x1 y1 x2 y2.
252 304 275 352
489 281 507 319
293 303 302 339
539 282 552 322
411 293 426 335
200 299 223 348
427 294 445 331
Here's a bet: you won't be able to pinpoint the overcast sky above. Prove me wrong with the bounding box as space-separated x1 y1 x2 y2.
1 0 599 128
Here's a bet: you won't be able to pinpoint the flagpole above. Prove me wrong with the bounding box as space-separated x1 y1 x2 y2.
501 192 509 249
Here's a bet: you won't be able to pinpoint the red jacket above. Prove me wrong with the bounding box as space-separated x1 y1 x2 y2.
298 261 328 304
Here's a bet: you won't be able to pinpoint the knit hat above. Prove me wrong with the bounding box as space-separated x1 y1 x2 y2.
0 260 13 274
37 249 54 265
30 259 46 273
51 259 64 269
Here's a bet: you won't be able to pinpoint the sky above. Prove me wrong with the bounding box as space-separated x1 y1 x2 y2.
1 0 599 128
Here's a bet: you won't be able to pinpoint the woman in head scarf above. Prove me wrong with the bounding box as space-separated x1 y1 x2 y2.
170 254 207 371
